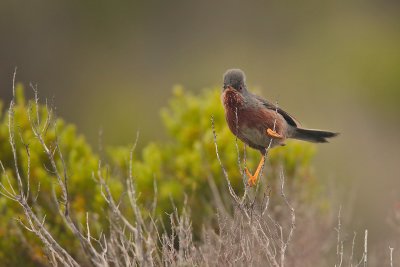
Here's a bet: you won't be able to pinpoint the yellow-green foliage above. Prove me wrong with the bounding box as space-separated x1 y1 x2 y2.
109 86 322 225
0 85 122 266
0 85 322 265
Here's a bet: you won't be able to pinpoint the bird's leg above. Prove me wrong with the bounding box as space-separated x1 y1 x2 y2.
244 129 282 187
266 128 283 139
245 156 265 187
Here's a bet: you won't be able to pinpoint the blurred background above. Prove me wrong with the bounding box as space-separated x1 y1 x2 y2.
1 0 399 246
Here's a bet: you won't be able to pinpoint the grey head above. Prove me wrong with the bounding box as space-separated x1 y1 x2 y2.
223 69 247 92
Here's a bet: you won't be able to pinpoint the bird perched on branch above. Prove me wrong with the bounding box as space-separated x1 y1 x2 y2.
221 69 338 186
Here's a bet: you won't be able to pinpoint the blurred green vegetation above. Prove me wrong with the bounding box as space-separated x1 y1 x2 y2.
0 85 122 266
0 85 323 265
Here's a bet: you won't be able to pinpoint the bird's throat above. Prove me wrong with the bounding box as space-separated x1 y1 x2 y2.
222 89 244 110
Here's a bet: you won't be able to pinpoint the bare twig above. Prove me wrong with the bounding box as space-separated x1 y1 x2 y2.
363 230 368 267
4 71 80 266
349 231 356 267
279 168 296 267
12 67 17 97
211 115 250 220
335 206 343 267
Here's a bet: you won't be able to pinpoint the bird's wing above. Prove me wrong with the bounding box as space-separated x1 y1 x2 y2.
253 94 301 127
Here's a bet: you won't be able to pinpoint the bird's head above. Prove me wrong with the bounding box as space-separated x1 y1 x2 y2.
222 69 247 93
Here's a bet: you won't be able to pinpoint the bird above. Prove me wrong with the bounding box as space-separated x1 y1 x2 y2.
221 69 338 186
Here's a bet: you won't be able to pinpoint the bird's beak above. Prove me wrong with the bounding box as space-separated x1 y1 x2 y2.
223 84 233 91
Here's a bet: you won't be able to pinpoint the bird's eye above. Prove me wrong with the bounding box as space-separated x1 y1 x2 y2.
238 86 242 91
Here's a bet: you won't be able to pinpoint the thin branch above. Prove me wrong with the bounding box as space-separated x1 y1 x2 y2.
12 67 17 97
0 161 17 199
363 230 368 267
349 231 356 267
211 115 250 220
389 246 394 267
279 168 296 267
335 206 343 267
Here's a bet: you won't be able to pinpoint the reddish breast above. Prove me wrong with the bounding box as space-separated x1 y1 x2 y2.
222 89 244 133
222 88 244 110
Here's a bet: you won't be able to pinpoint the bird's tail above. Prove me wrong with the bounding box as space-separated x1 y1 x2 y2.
292 128 339 143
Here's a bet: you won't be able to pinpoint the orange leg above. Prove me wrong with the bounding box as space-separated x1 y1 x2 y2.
245 128 282 187
245 156 265 187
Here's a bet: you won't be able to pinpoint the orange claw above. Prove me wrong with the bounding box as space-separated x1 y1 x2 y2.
266 128 283 139
245 156 265 187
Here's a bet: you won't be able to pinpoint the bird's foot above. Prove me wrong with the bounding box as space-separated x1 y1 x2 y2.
245 168 257 187
266 128 283 139
244 156 265 187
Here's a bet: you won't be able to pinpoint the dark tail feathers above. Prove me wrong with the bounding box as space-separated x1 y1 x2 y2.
292 128 339 143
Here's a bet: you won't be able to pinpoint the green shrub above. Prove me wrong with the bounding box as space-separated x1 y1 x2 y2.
0 85 323 265
0 85 122 266
110 86 324 226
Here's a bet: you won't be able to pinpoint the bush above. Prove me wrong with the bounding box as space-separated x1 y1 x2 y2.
0 84 323 265
0 85 123 266
109 86 325 234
